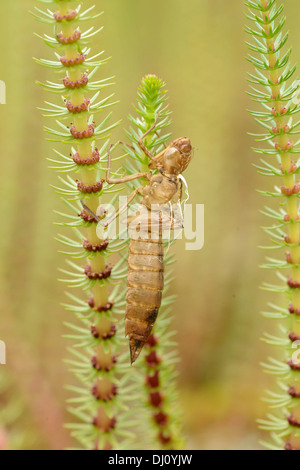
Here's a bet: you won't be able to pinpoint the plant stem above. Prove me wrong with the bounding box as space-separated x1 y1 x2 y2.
247 0 300 449
261 1 300 449
36 0 131 450
125 75 184 449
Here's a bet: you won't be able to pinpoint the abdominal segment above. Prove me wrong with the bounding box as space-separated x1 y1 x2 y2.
125 238 164 363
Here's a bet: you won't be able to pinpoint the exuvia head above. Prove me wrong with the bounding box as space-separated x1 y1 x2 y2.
162 137 192 176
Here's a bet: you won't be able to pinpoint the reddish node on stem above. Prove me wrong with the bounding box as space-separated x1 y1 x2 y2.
145 350 161 367
288 304 300 315
79 209 98 223
149 391 163 408
91 383 117 401
92 415 117 432
146 370 160 389
70 124 95 139
288 386 300 398
286 252 292 264
288 360 300 371
85 265 112 280
91 355 117 372
159 432 172 446
53 10 77 22
287 277 300 289
60 53 86 67
73 149 100 165
91 323 116 340
289 332 300 342
66 98 90 113
153 411 168 427
289 304 295 314
77 179 103 193
95 302 114 313
288 415 300 428
83 239 109 252
146 334 159 348
57 30 81 45
63 73 89 89
101 324 117 340
88 298 114 312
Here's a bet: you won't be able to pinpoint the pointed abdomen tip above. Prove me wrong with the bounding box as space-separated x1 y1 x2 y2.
129 339 145 364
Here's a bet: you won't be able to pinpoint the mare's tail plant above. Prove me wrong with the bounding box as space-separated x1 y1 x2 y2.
122 74 184 449
247 0 300 450
34 0 135 450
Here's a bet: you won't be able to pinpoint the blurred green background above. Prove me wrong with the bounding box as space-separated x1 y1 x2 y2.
1 0 299 450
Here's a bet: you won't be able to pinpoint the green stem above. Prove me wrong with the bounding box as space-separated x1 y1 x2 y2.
125 75 184 449
247 0 300 450
261 1 300 449
35 0 131 450
57 0 117 449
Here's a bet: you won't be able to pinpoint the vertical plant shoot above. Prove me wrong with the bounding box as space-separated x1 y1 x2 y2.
247 0 300 450
123 75 185 449
34 0 133 450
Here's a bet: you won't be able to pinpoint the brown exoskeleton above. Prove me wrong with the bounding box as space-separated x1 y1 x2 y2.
82 118 192 363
